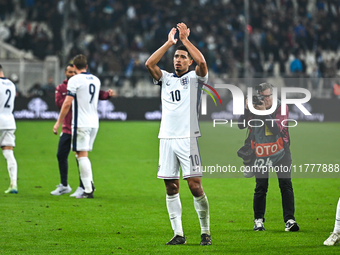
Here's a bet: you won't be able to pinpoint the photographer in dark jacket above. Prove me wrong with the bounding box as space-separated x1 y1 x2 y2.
238 83 299 232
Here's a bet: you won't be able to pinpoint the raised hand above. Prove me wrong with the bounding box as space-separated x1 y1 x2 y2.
168 27 178 45
177 22 190 41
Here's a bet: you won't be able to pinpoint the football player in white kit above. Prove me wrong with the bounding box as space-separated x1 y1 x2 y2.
0 65 18 194
145 23 211 245
53 55 100 199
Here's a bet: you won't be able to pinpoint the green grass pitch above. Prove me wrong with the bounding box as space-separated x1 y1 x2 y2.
0 121 340 254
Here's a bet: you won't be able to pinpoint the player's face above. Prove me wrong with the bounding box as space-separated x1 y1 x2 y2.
260 88 273 109
65 66 75 80
173 50 193 73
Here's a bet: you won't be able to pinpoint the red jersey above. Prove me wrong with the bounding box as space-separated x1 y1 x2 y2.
55 79 111 134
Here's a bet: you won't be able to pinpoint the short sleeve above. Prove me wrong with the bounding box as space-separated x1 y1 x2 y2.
196 71 208 84
67 76 77 97
153 70 170 86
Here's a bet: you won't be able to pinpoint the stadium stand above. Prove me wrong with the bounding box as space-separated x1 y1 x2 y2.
0 0 339 97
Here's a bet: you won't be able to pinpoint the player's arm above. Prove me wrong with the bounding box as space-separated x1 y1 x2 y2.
177 22 207 77
99 89 115 100
53 95 73 135
55 85 65 109
145 28 177 81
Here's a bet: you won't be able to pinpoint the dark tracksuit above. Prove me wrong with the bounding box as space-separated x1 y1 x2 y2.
55 80 111 187
238 105 295 222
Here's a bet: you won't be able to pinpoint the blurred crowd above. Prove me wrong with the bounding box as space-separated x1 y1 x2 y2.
0 0 340 88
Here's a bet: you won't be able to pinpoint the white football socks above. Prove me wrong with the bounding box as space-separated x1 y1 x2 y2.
333 197 340 233
166 193 184 237
77 157 93 193
194 194 210 235
3 150 17 187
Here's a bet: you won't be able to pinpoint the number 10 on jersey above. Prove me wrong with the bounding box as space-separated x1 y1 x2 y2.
170 90 181 102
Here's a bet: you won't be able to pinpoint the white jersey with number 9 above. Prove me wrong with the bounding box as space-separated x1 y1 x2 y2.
67 73 101 128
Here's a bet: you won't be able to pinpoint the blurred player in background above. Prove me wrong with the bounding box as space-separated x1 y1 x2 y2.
0 64 18 194
51 64 114 197
145 22 211 245
324 198 340 246
53 54 101 199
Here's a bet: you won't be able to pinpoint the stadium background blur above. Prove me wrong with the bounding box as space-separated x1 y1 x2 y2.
0 0 339 98
1 2 340 253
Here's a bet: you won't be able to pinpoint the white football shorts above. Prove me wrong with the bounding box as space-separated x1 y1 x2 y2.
0 130 15 147
72 127 98 152
157 138 203 179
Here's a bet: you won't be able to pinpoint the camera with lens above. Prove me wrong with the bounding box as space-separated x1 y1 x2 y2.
237 143 255 165
252 83 268 106
252 94 264 105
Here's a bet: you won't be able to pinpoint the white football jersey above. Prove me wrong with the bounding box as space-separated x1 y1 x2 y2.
67 72 101 128
155 70 208 138
0 77 16 129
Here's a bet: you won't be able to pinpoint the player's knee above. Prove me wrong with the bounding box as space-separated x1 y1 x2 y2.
165 181 179 195
188 180 203 197
166 186 179 195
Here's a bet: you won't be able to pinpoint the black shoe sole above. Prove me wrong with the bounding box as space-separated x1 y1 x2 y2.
166 236 187 245
286 224 299 232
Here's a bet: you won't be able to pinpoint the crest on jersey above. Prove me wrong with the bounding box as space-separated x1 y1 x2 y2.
180 77 189 89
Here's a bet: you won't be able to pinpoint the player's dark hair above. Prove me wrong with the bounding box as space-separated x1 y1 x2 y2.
0 64 3 70
65 63 74 71
73 55 87 70
176 45 192 59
